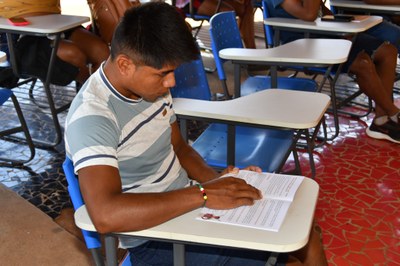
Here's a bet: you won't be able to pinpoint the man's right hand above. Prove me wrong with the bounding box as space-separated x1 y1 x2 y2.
200 176 262 210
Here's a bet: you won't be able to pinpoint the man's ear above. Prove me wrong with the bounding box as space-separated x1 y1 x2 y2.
115 54 136 76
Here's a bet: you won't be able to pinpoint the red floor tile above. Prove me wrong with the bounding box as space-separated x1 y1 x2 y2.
296 105 400 265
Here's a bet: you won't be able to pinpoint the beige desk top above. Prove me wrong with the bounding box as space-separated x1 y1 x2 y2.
219 38 352 66
173 89 330 129
75 178 319 253
330 0 400 13
264 15 382 34
0 14 89 34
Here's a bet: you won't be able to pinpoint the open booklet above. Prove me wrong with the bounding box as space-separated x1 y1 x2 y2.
197 170 304 232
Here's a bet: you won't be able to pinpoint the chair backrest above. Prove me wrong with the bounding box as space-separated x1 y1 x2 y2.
63 157 134 266
170 57 212 101
62 158 102 250
261 0 275 48
209 11 244 82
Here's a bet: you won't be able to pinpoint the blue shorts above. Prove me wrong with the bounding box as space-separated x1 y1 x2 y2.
128 240 289 266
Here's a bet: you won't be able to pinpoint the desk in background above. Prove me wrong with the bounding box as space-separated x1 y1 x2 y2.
262 16 381 139
219 39 351 96
174 88 330 178
75 177 320 266
330 0 400 15
264 15 382 46
219 38 351 148
0 14 89 147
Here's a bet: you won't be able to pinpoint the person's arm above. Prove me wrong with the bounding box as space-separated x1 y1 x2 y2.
78 164 261 234
280 0 322 21
363 0 400 5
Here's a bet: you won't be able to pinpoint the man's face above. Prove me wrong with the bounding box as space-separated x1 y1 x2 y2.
122 63 177 102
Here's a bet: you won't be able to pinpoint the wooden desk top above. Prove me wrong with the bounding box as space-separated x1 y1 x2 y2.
0 14 89 34
173 89 330 129
75 178 319 253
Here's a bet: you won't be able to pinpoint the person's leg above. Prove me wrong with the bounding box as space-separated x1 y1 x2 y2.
68 27 110 72
57 40 89 83
228 0 256 48
348 39 400 143
197 0 231 16
348 44 399 118
197 0 256 48
372 42 399 118
290 223 328 266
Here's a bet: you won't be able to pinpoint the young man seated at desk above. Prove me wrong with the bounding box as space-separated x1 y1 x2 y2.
264 0 400 144
65 2 328 265
0 0 109 85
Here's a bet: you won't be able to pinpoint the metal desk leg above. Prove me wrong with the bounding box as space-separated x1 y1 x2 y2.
318 65 341 141
270 65 278 88
105 235 117 266
304 129 316 179
179 119 188 142
233 64 241 98
273 29 280 47
328 64 345 141
39 33 64 147
6 33 66 148
227 124 236 166
173 243 185 266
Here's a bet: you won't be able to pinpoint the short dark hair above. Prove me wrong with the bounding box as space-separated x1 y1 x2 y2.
110 2 199 69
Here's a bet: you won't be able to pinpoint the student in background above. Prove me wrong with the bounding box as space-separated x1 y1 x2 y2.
336 0 400 55
0 0 109 84
264 0 400 144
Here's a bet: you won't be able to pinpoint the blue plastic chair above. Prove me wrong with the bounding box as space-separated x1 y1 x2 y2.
62 157 131 266
0 88 35 165
209 11 318 99
171 57 300 173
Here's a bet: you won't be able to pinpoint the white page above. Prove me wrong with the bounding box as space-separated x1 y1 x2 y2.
222 170 304 201
197 171 304 231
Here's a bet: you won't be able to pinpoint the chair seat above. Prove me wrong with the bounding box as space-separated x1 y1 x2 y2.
192 123 294 172
240 76 317 97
